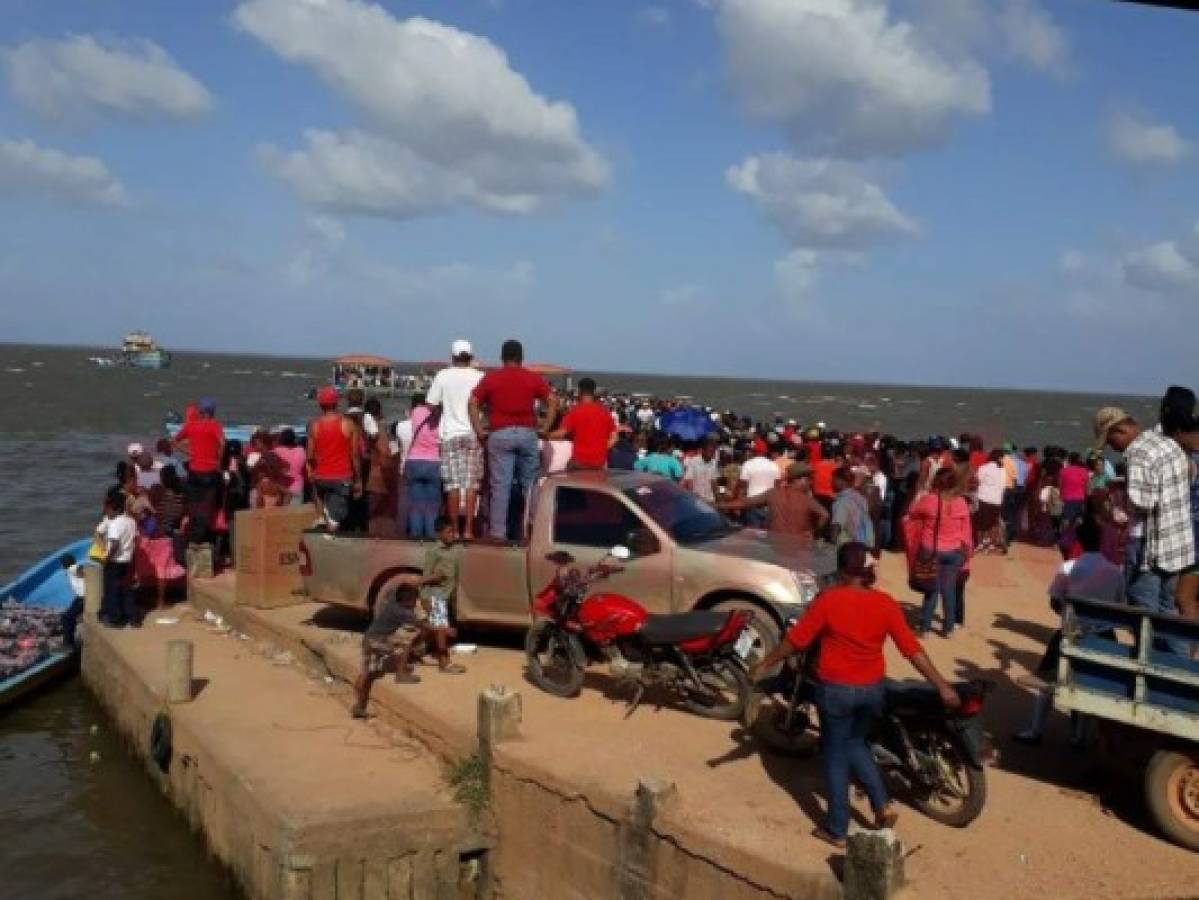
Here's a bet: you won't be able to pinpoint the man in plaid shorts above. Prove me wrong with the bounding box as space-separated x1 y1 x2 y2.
427 340 485 540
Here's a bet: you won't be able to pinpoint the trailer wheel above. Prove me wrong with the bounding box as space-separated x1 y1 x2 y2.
1145 748 1199 852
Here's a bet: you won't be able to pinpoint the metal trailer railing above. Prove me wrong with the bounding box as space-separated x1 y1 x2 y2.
1053 597 1199 850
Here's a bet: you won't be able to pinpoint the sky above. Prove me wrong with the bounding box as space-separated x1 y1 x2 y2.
0 0 1197 393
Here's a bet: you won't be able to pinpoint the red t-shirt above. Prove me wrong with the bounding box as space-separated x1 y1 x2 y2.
561 401 614 468
1059 464 1090 503
812 459 838 500
176 418 224 474
785 585 922 686
472 367 551 430
968 450 988 472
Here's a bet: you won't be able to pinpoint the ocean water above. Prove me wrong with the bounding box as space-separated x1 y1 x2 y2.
0 340 1161 899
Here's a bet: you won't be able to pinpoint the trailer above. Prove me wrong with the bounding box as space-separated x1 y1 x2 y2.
1055 596 1199 851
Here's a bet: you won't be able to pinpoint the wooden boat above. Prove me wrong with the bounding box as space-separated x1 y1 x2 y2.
0 538 91 709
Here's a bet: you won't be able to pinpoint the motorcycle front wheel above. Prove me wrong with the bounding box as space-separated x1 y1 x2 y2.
679 659 751 721
746 693 819 757
908 736 987 827
524 621 585 698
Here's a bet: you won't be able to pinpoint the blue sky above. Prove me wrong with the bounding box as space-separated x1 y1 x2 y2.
1 0 1197 393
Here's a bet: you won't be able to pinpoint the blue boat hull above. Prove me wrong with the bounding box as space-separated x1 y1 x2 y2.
0 537 91 709
165 422 307 444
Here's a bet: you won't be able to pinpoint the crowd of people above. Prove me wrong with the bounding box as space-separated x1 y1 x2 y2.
85 339 1199 848
92 333 1199 651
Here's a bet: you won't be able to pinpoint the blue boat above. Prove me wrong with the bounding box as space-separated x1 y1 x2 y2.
164 420 307 445
0 538 92 709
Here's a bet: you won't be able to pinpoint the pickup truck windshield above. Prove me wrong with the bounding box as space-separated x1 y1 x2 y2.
624 481 734 545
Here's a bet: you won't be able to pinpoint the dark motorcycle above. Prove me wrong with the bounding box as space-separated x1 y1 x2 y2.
745 651 992 827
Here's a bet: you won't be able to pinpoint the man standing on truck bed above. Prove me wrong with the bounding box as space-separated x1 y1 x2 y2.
427 340 485 540
549 376 616 470
470 339 557 541
306 387 362 532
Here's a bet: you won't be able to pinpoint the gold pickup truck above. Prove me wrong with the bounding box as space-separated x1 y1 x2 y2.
298 470 835 658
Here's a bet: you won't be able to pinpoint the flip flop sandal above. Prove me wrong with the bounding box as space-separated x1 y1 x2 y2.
439 664 466 675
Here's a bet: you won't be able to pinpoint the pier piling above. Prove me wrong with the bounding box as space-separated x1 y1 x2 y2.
165 639 194 703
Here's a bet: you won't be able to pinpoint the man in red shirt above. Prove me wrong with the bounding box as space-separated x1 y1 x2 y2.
549 377 615 470
470 339 558 540
750 542 959 847
172 396 226 544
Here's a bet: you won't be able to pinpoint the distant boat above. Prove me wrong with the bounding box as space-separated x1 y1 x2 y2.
0 538 91 709
122 331 172 369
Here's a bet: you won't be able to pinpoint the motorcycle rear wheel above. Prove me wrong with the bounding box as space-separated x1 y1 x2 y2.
909 738 987 827
525 621 585 698
679 659 751 721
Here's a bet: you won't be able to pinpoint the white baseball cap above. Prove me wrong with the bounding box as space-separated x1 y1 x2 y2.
127 442 144 457
451 339 473 357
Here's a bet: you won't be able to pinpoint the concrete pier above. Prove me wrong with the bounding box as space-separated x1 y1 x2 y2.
83 610 490 900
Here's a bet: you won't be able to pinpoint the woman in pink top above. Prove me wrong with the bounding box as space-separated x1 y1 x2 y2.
273 428 307 507
906 468 973 638
403 397 442 539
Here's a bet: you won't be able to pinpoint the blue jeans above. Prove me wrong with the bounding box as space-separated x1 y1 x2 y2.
1125 537 1185 654
921 550 965 636
816 681 888 839
404 460 442 539
486 427 541 540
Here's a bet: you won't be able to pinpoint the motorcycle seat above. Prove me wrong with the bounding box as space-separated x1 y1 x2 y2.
640 610 730 645
884 679 979 712
883 679 941 711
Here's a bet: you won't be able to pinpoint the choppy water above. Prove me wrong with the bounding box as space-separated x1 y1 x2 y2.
0 680 241 900
0 340 1162 898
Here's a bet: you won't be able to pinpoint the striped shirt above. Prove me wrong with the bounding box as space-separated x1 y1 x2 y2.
1125 429 1195 574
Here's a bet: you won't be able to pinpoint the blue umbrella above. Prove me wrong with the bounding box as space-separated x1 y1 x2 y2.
658 407 717 442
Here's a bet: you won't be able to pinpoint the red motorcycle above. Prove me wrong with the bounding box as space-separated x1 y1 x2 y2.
524 547 754 720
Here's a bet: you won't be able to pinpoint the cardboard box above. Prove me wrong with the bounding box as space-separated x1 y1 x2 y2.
233 504 315 609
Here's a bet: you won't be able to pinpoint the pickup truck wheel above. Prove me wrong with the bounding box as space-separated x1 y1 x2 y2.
368 570 421 615
1146 748 1199 851
525 621 584 698
709 599 779 669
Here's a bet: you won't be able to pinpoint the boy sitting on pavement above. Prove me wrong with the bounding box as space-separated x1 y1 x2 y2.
420 517 466 675
352 581 423 719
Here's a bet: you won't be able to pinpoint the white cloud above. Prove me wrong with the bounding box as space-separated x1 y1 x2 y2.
306 214 346 245
994 0 1068 73
0 138 129 206
636 6 672 28
902 0 1068 75
1061 225 1199 300
235 0 608 219
715 0 990 158
1122 230 1199 295
660 284 705 306
727 154 918 248
4 35 212 125
1107 110 1190 167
